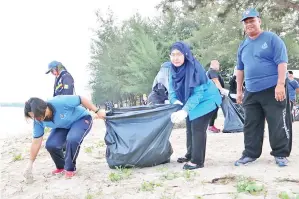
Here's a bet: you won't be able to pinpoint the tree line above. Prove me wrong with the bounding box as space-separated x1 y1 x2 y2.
88 0 299 106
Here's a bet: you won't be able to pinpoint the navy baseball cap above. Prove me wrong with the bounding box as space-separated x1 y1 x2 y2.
241 8 260 21
46 60 61 74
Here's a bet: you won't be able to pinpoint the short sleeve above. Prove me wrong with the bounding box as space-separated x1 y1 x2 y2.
271 34 288 65
237 45 244 70
207 70 218 79
62 95 81 108
33 120 44 138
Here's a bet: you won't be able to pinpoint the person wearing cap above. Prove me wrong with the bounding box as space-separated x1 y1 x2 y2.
287 70 299 121
235 8 292 167
46 61 75 97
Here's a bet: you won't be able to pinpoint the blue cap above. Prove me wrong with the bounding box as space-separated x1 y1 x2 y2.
46 60 61 74
241 8 260 21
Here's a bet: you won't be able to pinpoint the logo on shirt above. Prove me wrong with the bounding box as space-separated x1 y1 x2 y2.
60 114 65 119
261 42 268 49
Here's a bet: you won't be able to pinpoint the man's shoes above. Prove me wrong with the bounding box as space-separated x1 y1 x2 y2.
275 157 288 167
235 156 256 166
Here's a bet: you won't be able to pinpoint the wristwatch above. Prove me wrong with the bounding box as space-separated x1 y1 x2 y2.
95 108 100 114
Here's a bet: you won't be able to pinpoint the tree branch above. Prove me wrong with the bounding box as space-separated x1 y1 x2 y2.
275 0 299 11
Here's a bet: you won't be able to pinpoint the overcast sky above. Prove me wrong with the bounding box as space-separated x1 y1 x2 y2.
0 0 161 102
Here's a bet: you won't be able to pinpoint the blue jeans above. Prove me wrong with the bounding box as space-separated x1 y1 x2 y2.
45 115 93 171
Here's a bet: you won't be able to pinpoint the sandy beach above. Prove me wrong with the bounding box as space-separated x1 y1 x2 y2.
1 116 298 199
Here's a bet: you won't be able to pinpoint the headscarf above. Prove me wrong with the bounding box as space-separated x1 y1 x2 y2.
170 41 208 103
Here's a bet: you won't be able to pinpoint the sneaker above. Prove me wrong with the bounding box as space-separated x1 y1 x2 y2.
51 169 65 175
275 157 288 167
65 171 76 178
235 156 256 166
208 126 220 133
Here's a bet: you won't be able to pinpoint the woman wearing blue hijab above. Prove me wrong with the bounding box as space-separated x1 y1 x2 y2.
169 41 222 170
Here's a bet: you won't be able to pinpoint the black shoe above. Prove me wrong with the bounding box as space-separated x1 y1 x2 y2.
183 163 203 170
177 157 190 163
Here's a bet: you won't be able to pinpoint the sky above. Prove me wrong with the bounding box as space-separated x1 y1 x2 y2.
0 0 161 103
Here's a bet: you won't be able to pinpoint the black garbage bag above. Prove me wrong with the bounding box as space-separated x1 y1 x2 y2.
104 104 180 168
221 96 244 133
148 83 168 105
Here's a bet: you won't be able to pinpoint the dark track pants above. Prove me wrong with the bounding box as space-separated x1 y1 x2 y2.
45 115 93 171
242 86 292 158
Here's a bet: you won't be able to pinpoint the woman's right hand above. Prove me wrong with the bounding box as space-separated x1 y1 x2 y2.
23 160 34 184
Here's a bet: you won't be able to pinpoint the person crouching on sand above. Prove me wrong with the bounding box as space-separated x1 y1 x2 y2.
23 95 105 179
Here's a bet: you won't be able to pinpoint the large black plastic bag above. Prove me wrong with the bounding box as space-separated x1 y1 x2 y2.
221 96 245 133
104 104 180 168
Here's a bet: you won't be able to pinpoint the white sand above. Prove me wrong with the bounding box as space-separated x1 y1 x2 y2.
1 117 298 199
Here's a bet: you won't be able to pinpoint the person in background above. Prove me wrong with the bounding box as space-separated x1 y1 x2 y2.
235 8 292 167
148 62 171 105
228 67 238 103
142 94 148 105
287 70 299 121
105 101 113 111
46 61 75 97
206 60 226 133
168 41 222 170
23 95 105 179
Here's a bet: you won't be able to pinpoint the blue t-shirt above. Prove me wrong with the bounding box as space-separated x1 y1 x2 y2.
288 79 299 101
237 31 288 92
33 95 90 138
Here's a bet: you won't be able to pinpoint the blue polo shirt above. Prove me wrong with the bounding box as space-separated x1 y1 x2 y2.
33 95 90 138
288 79 299 101
237 31 288 92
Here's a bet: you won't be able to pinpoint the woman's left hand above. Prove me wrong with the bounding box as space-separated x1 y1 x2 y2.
171 110 187 123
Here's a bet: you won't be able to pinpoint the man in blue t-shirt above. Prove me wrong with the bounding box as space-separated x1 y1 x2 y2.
287 71 299 121
23 95 105 180
235 8 292 167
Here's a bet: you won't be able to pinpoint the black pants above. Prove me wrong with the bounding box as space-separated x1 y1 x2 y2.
242 86 292 158
184 109 216 166
209 107 218 126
